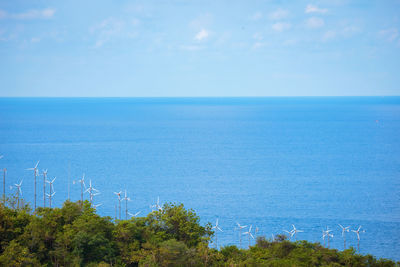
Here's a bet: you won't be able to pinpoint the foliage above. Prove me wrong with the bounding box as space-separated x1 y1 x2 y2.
0 200 398 267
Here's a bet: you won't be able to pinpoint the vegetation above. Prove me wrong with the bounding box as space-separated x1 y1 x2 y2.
0 198 398 267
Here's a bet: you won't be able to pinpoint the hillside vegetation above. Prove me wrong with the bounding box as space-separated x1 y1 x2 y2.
0 199 398 266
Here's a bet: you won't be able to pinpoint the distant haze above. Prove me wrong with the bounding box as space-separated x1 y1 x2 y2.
0 0 399 97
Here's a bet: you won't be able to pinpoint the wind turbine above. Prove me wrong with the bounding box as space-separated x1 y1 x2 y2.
123 190 131 220
85 180 100 204
322 227 333 248
128 211 141 218
243 225 255 248
338 224 350 250
46 177 56 208
351 225 365 252
114 191 122 220
236 222 247 248
14 180 23 209
212 219 223 249
42 169 48 207
26 161 39 211
150 196 162 211
291 224 303 241
284 229 294 241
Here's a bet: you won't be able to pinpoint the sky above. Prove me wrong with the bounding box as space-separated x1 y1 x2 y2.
0 0 399 97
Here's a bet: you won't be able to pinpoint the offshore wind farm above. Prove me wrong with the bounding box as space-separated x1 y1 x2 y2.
0 97 399 261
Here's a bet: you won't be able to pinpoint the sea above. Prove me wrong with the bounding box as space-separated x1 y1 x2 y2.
0 97 399 260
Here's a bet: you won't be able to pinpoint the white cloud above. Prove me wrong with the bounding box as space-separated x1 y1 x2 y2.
306 17 324 29
251 12 263 20
269 8 289 20
195 29 209 41
379 28 398 42
305 4 328 14
272 22 291 32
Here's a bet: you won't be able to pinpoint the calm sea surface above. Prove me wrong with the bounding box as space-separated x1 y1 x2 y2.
0 97 399 260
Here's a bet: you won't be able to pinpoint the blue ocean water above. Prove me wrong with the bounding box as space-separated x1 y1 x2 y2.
0 97 399 260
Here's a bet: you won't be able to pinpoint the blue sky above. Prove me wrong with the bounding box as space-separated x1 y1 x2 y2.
0 0 399 97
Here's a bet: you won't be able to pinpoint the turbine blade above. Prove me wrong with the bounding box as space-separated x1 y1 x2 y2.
35 161 40 168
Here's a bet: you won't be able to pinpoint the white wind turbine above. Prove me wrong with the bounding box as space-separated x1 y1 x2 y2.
85 180 100 204
123 190 131 220
212 219 223 249
46 177 56 208
291 224 303 241
150 196 162 211
26 161 39 211
351 225 365 252
284 229 294 241
243 225 255 248
14 180 23 208
114 191 122 220
236 222 247 248
322 227 333 248
338 224 350 250
128 211 141 218
42 169 48 207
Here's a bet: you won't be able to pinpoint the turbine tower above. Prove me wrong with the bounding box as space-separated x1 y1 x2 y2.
212 219 223 249
26 161 39 211
291 224 303 241
236 222 247 248
42 169 48 207
243 225 255 248
14 180 23 209
351 225 365 252
46 177 56 208
123 190 131 220
114 191 122 220
338 224 350 250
